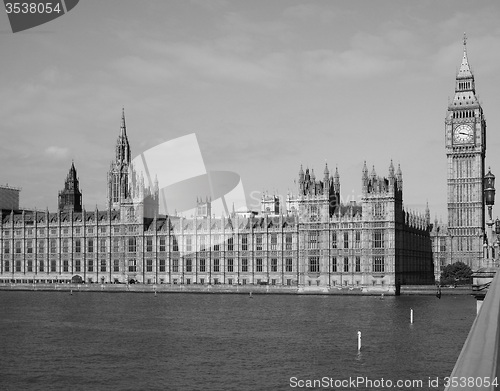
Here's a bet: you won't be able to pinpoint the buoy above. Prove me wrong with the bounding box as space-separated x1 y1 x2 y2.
70 289 72 295
410 308 414 324
357 330 361 351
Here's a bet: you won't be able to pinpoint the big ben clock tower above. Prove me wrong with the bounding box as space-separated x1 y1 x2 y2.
445 34 486 269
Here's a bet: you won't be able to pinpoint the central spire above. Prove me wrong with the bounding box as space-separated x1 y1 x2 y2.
457 32 472 79
116 108 131 165
120 107 127 137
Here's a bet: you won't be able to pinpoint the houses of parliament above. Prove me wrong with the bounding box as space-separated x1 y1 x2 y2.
0 38 488 292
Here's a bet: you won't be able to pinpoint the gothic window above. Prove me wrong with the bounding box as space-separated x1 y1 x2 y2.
51 260 57 272
270 234 277 250
256 235 263 251
309 256 319 273
355 257 361 272
256 258 263 272
126 207 135 221
343 257 349 272
27 260 33 272
308 231 318 249
38 260 44 272
159 237 166 252
146 238 153 252
331 257 337 272
212 235 220 251
241 235 248 251
373 257 384 273
285 234 293 250
373 231 384 248
15 241 21 254
113 259 120 272
213 259 220 272
15 260 21 272
74 259 80 272
331 232 337 248
309 205 319 221
127 237 136 253
50 239 57 254
27 240 33 253
373 203 385 218
146 259 153 272
227 258 234 272
271 258 278 272
62 239 69 253
286 258 293 272
113 238 119 253
227 237 234 251
186 258 192 272
172 259 179 273
159 259 165 272
101 260 107 272
4 260 9 272
172 238 179 252
199 236 206 251
87 239 94 253
199 259 206 272
439 239 446 252
38 240 44 253
186 236 192 252
242 258 248 272
355 231 361 248
100 239 106 253
112 175 119 203
343 232 349 249
128 259 136 272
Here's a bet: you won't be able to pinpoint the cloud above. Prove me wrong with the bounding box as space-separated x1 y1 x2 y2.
44 146 70 160
110 55 179 84
128 40 292 86
301 48 404 79
282 3 338 23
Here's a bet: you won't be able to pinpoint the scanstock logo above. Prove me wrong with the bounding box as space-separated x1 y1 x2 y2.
4 0 79 33
131 134 248 218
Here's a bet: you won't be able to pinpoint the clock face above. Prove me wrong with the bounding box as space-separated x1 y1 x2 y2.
454 124 474 143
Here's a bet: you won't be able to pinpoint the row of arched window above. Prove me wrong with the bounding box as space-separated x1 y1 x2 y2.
452 110 475 118
458 81 471 90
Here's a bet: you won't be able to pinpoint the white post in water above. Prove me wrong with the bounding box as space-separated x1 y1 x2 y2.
357 331 361 351
410 308 414 324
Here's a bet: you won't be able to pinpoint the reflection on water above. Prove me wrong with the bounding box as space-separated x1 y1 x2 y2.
0 292 475 390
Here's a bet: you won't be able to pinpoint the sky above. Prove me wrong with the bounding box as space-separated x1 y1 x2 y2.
1 0 500 220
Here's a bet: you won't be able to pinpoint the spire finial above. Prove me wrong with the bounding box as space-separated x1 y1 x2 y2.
463 32 467 48
120 107 126 136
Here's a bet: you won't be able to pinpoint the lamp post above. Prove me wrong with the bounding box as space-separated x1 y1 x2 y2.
472 168 497 313
484 168 496 266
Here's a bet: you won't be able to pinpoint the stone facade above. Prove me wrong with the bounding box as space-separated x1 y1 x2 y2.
431 36 487 278
0 109 434 292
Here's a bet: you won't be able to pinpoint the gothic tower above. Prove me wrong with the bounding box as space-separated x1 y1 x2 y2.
445 35 486 269
296 163 339 220
107 108 131 210
58 162 82 212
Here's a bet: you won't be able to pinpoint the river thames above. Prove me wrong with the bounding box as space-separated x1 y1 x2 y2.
0 291 475 390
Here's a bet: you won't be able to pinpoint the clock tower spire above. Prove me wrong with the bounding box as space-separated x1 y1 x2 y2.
445 34 486 270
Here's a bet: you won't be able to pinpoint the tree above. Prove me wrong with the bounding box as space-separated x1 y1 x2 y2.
440 262 472 285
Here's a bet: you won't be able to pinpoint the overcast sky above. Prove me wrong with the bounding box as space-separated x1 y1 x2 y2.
1 0 500 221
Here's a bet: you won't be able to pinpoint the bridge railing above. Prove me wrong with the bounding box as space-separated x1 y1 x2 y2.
445 269 500 390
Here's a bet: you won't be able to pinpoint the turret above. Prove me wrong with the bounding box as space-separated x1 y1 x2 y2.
396 164 403 191
58 162 82 213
